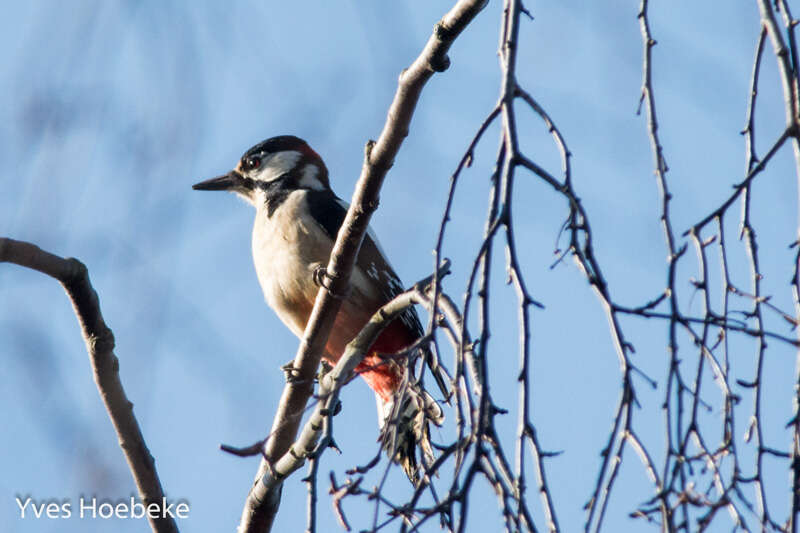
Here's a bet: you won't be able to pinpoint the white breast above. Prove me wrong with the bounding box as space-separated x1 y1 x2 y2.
250 189 395 361
251 191 331 338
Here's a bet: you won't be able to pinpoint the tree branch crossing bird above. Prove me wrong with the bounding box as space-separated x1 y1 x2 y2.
193 135 447 483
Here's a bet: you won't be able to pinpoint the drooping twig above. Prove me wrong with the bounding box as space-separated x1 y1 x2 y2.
637 1 678 526
496 1 558 530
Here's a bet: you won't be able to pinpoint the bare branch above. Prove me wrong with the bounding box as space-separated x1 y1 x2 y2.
688 127 792 234
248 263 451 507
0 237 177 533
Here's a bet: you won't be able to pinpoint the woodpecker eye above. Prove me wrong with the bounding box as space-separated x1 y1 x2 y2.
243 157 261 171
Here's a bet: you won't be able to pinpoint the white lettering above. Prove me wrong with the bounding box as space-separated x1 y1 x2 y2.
130 497 145 519
16 496 31 518
14 495 188 519
146 502 161 519
31 500 45 519
45 502 61 519
175 501 189 519
80 496 96 518
162 498 176 518
16 497 71 519
98 502 113 519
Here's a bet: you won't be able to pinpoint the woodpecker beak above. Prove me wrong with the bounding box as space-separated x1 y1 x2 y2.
192 170 243 191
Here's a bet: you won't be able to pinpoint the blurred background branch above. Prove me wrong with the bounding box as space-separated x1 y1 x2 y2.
0 238 177 533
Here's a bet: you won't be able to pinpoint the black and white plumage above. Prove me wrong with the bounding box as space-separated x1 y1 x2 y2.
193 135 445 483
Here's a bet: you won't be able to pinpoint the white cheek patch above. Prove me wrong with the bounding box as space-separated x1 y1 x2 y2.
254 151 303 182
297 164 324 190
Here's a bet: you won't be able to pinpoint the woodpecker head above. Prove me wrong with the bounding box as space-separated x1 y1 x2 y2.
193 135 330 206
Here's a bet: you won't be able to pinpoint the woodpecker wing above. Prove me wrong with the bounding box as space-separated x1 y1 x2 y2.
304 190 422 332
306 189 450 482
305 190 450 402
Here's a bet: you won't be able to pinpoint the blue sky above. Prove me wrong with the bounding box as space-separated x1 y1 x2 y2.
1 2 796 532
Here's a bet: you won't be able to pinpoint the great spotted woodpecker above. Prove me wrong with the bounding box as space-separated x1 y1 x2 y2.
193 135 445 483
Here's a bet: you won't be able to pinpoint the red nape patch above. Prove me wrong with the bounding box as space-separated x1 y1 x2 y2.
297 142 323 162
353 320 418 402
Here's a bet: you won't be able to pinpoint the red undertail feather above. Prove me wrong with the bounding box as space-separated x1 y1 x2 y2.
353 320 411 401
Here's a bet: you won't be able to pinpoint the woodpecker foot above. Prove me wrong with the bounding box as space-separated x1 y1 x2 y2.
281 360 303 384
312 266 345 298
316 360 334 384
312 266 332 288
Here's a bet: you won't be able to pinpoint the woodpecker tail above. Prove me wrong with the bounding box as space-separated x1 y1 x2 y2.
377 381 444 485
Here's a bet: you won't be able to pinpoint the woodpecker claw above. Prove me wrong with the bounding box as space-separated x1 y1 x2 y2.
313 266 347 299
281 360 303 383
312 266 332 289
316 360 334 384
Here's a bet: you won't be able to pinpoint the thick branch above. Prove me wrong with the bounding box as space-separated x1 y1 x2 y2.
0 237 177 533
237 2 488 532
